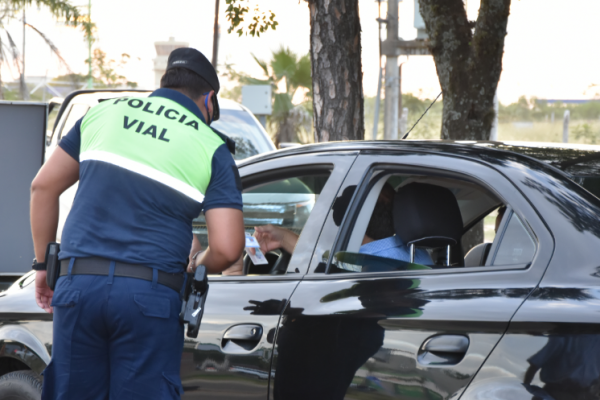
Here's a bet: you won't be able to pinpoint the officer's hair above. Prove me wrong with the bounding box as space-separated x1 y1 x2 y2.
160 68 212 100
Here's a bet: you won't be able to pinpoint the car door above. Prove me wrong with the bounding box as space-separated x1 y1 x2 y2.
273 151 553 400
179 151 358 400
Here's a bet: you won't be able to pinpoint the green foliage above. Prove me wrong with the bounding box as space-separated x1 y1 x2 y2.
75 13 95 47
223 47 312 144
0 0 82 99
0 0 80 25
364 93 443 140
52 72 100 85
573 123 600 144
224 0 278 37
86 48 137 88
498 96 600 123
363 93 600 142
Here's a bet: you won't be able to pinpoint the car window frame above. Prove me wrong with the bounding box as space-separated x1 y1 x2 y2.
329 165 539 274
207 151 358 282
304 151 553 281
488 207 537 266
56 103 90 142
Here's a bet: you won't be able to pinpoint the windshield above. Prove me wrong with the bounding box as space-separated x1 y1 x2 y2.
212 109 274 160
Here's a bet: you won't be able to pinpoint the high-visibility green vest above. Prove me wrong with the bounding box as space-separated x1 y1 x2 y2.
80 96 224 204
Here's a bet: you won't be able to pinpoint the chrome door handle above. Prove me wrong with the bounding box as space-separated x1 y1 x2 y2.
418 335 469 366
222 324 263 353
223 324 262 341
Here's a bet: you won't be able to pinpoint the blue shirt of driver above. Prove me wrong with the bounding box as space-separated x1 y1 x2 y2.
359 236 432 265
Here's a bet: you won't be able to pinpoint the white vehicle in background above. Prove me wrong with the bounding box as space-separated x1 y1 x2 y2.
46 89 276 161
45 89 277 240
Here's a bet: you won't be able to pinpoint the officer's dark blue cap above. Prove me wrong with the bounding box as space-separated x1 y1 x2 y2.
166 47 220 121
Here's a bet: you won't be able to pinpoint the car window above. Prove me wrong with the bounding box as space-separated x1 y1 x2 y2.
59 103 90 140
492 211 536 265
326 171 536 274
211 109 274 160
193 171 331 275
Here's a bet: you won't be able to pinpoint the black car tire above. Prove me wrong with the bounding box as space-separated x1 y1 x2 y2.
0 370 43 400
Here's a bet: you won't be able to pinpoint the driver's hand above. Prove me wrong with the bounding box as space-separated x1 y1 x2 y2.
222 254 244 276
253 225 298 254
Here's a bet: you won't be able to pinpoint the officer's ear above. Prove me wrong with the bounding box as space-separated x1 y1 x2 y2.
205 91 215 120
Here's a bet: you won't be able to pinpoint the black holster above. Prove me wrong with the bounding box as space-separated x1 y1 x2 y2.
45 242 61 291
179 265 209 338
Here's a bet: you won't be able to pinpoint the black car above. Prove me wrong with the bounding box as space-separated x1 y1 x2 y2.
1 140 600 400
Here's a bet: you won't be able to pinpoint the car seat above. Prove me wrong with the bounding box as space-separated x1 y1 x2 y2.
394 183 464 266
464 242 492 267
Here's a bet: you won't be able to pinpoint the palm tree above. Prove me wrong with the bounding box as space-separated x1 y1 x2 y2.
227 47 312 146
0 0 80 100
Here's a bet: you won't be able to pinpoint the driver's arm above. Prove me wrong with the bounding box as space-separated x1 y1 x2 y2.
253 224 299 254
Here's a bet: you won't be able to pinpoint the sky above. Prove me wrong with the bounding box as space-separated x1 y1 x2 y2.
1 0 599 104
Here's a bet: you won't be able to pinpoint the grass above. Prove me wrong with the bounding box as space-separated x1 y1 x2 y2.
363 95 600 143
497 120 600 144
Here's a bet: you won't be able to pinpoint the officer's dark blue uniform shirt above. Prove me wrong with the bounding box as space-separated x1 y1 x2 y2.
58 89 243 273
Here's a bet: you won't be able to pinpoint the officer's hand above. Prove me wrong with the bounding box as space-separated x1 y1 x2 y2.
35 271 53 313
187 236 202 272
222 255 243 276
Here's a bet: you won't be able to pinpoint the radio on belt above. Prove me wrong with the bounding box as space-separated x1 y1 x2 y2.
179 265 209 338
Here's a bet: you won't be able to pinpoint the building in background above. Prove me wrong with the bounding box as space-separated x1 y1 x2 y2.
153 37 189 89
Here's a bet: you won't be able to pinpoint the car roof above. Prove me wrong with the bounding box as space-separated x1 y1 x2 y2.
238 139 600 177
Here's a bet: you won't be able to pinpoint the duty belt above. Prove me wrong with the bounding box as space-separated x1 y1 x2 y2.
59 257 184 292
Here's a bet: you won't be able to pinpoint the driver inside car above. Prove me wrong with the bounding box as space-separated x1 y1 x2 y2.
250 183 431 266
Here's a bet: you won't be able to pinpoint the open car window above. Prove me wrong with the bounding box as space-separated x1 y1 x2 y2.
326 171 537 274
194 169 331 276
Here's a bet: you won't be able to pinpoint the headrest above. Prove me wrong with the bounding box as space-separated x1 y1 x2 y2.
332 185 356 226
393 183 463 248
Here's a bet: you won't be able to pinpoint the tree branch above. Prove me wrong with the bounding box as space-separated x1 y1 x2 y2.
3 0 80 24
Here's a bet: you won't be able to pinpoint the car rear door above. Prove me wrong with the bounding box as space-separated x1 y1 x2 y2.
179 151 357 400
274 151 553 399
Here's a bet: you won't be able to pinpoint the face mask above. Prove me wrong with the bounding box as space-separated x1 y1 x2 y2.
203 92 213 125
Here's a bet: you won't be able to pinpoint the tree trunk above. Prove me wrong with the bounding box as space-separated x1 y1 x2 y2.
418 0 510 140
277 117 296 147
307 0 364 142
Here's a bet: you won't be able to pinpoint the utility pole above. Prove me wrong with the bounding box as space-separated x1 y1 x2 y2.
20 8 30 100
383 0 399 140
211 0 220 69
381 0 429 140
87 0 93 89
398 63 402 134
563 110 570 143
372 0 384 140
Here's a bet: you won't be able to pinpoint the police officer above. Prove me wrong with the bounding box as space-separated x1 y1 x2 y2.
30 48 245 399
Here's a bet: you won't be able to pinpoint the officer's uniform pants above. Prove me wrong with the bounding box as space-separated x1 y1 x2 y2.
42 271 184 399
